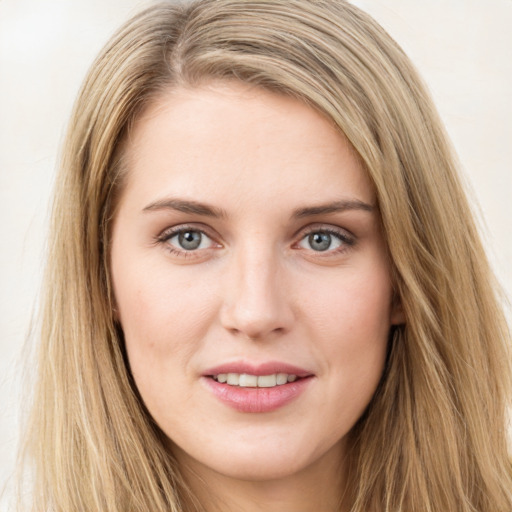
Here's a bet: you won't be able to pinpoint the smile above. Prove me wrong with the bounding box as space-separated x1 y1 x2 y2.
203 363 314 413
212 373 298 388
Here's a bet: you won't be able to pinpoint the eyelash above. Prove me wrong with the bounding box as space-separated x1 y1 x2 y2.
155 224 356 258
296 226 355 255
155 225 218 258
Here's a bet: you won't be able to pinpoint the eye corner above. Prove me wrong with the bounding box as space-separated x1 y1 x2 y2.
294 225 356 256
155 224 222 260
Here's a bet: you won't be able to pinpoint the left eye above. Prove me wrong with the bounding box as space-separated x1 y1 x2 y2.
167 229 213 251
298 231 344 252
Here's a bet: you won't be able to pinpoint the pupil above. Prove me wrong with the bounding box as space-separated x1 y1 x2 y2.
309 232 331 251
179 231 201 250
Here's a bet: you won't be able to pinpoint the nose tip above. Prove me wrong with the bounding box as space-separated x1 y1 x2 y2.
219 252 294 340
222 303 287 340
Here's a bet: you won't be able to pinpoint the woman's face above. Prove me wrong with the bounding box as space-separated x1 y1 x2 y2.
111 82 402 484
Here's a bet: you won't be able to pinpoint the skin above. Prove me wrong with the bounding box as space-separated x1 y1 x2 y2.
111 81 403 512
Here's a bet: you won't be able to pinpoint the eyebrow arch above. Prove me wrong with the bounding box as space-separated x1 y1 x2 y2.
142 198 227 219
292 199 375 218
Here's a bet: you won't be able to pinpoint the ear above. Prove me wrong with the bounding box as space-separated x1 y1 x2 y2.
390 295 405 325
110 296 120 323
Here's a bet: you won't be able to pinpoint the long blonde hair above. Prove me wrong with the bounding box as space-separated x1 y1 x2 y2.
20 1 512 510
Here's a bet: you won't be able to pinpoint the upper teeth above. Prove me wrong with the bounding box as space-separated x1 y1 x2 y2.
214 373 297 388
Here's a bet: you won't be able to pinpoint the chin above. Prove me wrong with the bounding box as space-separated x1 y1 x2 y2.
171 432 343 484
213 455 306 482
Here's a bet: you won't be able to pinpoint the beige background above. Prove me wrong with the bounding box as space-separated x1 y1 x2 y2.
1 0 511 506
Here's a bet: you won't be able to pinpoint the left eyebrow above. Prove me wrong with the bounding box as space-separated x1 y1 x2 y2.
292 199 375 219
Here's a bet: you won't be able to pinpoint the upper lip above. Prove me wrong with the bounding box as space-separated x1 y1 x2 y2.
203 361 313 378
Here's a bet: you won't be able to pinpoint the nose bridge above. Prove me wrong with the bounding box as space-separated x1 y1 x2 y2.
220 237 292 339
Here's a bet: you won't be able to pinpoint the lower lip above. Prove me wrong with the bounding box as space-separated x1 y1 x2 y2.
202 376 313 413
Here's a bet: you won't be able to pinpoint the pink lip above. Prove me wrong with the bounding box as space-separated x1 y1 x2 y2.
201 361 314 413
203 361 313 378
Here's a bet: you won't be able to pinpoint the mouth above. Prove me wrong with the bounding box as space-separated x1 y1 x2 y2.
202 363 314 413
209 372 299 388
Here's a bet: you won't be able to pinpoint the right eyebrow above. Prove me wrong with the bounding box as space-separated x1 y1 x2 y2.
142 198 228 219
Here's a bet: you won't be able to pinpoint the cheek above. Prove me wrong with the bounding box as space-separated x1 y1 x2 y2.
112 255 217 391
302 264 392 401
115 282 212 428
304 262 393 341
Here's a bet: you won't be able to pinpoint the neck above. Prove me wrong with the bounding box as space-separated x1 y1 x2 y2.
175 443 349 512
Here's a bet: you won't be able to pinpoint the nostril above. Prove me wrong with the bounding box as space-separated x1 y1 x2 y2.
219 263 295 339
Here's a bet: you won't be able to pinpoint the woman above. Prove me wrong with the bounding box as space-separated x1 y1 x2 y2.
19 0 512 510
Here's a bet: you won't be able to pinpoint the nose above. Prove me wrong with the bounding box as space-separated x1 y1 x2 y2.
219 243 295 340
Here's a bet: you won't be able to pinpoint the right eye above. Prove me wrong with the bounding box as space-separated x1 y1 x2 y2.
156 225 221 258
167 229 213 251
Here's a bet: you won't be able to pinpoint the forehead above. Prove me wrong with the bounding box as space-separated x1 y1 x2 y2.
119 81 374 213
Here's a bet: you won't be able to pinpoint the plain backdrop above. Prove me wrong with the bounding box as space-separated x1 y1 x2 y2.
1 0 511 507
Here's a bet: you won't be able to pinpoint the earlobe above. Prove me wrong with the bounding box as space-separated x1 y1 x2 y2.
390 296 405 325
111 298 120 323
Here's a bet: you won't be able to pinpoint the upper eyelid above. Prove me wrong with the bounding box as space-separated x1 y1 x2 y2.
156 226 220 257
157 223 217 241
293 225 356 253
294 223 354 240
